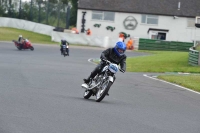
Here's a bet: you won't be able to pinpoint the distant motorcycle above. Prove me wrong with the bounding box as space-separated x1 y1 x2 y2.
12 39 34 51
81 59 124 102
61 44 69 57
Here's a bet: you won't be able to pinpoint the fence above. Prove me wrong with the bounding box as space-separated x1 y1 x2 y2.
0 17 120 47
139 39 193 51
188 48 200 66
0 17 54 35
0 0 70 28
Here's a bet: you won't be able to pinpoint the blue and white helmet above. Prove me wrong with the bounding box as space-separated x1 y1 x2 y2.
113 41 126 57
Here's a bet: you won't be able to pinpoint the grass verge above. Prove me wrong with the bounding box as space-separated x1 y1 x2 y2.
196 45 200 52
0 27 102 47
127 51 200 73
0 27 57 44
158 75 200 92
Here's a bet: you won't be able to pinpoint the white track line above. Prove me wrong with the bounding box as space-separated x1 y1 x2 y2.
143 74 200 95
88 58 98 65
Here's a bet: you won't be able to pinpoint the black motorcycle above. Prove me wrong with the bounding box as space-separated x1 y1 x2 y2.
61 45 69 57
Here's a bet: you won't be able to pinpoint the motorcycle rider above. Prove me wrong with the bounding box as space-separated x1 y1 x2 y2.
18 35 25 49
83 41 127 95
60 39 69 55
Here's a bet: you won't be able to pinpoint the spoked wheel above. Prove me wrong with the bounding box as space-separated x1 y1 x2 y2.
30 46 34 51
96 80 112 102
83 90 93 99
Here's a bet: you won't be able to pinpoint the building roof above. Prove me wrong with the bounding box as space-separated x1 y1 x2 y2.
78 0 200 17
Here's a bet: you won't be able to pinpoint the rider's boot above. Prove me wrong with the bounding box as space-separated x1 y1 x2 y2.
83 72 96 84
83 78 90 84
83 75 92 84
19 43 23 49
83 64 102 84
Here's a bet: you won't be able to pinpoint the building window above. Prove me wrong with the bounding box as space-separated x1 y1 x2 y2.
197 18 200 23
141 15 158 25
92 11 115 21
187 18 195 27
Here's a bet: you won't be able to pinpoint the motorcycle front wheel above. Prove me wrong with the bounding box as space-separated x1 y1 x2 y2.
96 80 112 102
30 46 34 51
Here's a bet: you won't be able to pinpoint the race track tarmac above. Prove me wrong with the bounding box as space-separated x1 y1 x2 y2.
0 42 200 133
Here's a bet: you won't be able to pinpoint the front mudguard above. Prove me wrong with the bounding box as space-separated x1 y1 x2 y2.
109 76 114 82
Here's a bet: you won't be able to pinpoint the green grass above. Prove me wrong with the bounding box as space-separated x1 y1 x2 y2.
158 75 200 92
0 27 57 44
127 51 200 73
196 45 200 52
0 27 101 47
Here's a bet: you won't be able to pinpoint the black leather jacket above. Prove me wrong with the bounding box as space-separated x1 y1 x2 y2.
18 37 24 43
100 48 127 72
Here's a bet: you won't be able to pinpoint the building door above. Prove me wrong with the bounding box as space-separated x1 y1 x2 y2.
148 28 169 40
157 32 166 40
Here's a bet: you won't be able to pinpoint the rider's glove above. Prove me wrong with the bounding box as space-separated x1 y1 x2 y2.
100 56 107 61
120 69 125 73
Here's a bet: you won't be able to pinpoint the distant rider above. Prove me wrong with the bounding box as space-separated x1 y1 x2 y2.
60 39 69 55
86 28 92 35
18 35 25 49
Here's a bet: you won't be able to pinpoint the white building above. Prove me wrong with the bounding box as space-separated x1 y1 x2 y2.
77 0 200 43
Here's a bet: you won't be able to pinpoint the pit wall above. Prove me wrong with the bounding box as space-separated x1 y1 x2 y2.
0 17 139 48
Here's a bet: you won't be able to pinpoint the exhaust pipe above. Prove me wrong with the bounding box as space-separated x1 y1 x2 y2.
81 84 89 89
81 82 100 90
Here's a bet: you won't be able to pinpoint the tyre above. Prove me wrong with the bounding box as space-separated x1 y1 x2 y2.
83 90 93 99
96 81 112 102
63 49 66 57
16 45 22 50
30 46 34 51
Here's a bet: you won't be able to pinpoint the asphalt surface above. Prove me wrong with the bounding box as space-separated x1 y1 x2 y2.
0 42 200 133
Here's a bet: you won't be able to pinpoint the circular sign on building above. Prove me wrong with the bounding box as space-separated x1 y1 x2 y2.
123 16 138 30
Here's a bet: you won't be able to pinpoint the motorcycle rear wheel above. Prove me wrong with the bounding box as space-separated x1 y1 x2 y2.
83 90 93 99
63 49 66 57
16 46 21 50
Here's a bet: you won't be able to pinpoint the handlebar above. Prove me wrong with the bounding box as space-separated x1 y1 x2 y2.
102 59 111 64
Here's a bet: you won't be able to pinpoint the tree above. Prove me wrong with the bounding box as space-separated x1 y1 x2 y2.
69 0 77 26
61 0 69 4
